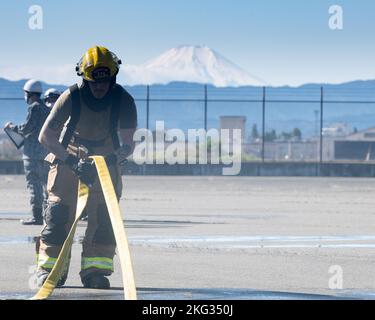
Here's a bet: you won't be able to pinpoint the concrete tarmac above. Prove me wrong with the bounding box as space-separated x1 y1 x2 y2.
1 175 375 300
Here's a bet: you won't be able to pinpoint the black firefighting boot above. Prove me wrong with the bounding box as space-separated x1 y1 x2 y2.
82 273 110 289
21 207 43 225
36 269 68 288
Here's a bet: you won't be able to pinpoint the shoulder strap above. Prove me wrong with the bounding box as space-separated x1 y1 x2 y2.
61 84 81 148
110 85 123 151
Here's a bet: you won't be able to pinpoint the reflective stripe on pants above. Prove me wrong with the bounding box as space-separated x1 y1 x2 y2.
81 257 114 272
38 254 57 270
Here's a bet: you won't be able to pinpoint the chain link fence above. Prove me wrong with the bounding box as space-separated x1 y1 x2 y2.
1 84 375 162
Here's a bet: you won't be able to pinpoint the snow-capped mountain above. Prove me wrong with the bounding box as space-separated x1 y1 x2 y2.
122 45 266 87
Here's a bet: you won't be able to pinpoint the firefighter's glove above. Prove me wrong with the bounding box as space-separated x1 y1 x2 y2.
65 155 97 188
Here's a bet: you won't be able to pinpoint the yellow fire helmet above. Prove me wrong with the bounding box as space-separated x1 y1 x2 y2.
76 46 122 82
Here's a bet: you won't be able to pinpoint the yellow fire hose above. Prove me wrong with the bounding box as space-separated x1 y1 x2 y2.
31 156 137 300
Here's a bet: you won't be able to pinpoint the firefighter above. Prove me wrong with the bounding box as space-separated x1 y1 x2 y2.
36 46 137 289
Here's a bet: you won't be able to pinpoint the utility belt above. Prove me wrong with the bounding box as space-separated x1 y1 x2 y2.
53 154 118 167
52 154 127 170
71 135 107 150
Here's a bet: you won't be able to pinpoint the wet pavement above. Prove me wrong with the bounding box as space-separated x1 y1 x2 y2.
1 176 375 300
0 288 358 300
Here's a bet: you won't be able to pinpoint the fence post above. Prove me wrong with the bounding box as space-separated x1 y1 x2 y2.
262 86 266 163
204 84 208 131
146 85 150 131
144 85 150 176
319 86 324 175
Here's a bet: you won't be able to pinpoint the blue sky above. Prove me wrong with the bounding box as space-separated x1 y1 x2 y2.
0 0 374 86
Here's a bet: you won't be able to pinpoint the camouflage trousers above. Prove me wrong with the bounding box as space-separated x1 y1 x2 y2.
23 159 49 214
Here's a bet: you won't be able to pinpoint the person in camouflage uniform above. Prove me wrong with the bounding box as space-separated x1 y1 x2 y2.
5 80 51 225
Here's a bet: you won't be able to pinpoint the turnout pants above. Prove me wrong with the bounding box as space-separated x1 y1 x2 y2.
36 161 123 280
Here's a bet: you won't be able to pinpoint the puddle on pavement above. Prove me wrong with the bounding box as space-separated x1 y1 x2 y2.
0 288 355 300
0 236 84 245
3 235 375 249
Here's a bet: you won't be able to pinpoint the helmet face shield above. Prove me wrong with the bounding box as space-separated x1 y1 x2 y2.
43 89 61 107
24 92 30 104
91 67 111 82
24 91 39 105
44 94 60 107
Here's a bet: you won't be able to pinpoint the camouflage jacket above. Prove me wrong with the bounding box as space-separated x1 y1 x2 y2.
15 100 50 160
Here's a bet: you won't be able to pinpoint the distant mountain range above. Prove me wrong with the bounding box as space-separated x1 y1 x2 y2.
1 78 375 140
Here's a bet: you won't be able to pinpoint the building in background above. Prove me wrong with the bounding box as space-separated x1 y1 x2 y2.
322 123 353 138
219 116 246 154
332 127 375 161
